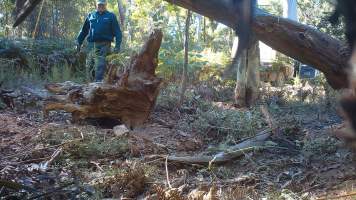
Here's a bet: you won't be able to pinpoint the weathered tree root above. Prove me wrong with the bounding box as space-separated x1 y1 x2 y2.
44 29 163 128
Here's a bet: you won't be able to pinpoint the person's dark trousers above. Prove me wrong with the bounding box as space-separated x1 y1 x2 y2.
86 42 111 82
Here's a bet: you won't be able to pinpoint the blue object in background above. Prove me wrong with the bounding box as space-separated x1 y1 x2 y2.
299 64 317 79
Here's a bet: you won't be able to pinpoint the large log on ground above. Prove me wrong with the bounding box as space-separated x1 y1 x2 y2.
164 0 350 89
44 29 163 128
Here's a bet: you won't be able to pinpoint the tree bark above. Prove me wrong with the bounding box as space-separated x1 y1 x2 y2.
44 30 163 128
179 10 191 105
234 36 260 107
163 0 350 89
117 0 126 27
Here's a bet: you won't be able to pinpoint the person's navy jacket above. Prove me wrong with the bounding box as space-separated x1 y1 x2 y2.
77 10 122 49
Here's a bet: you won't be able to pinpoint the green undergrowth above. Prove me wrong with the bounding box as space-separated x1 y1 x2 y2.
156 84 268 142
66 135 129 159
40 124 129 160
302 136 339 159
0 38 86 87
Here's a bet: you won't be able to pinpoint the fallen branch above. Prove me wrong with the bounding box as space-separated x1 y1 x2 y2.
40 147 62 171
165 156 172 189
90 161 104 172
166 130 271 165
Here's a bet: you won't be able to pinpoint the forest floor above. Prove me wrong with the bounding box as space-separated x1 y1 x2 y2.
0 83 356 199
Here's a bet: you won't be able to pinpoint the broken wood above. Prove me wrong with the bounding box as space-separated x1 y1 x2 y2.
163 0 350 89
166 130 271 165
44 29 163 128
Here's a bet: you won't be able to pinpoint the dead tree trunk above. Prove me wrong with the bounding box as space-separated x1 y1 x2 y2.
163 0 350 89
44 29 163 128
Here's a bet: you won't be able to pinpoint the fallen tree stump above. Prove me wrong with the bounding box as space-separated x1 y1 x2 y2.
44 29 163 128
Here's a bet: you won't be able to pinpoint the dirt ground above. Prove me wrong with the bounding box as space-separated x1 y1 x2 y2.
0 86 356 199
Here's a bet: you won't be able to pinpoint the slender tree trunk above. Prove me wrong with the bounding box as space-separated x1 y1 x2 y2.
196 14 202 41
5 10 9 37
117 0 125 28
51 1 55 38
203 16 206 43
117 0 126 48
126 0 133 45
283 0 299 78
175 10 184 46
179 10 192 105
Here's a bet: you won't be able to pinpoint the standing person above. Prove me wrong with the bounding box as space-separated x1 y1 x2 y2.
77 0 122 82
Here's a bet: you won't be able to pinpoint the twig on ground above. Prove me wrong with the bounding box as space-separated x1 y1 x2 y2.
40 147 62 170
165 156 172 189
90 161 104 171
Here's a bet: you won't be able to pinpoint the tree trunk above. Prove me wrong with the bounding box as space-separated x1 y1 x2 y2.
174 9 184 46
163 0 350 89
196 14 202 41
117 0 125 27
203 16 206 43
234 36 260 107
44 29 163 128
179 10 192 105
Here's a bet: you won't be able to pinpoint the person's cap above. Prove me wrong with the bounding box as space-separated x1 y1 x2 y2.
96 0 107 5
